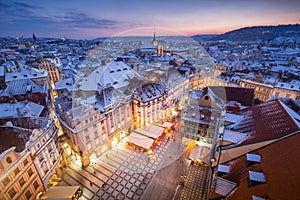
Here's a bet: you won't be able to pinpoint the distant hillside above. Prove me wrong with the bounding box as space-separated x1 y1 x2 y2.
211 24 300 42
191 34 218 42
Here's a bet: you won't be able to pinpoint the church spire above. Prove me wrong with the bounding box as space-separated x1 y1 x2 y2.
152 30 158 46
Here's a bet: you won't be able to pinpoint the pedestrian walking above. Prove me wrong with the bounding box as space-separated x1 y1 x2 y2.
102 182 107 188
106 153 109 158
90 181 93 187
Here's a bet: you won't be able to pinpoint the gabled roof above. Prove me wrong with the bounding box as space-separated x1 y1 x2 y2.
209 86 255 107
98 61 143 89
0 102 44 118
55 77 74 92
0 127 32 153
1 78 45 96
132 82 167 102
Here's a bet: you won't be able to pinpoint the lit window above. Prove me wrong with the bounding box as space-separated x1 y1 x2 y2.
102 134 107 141
86 142 92 150
95 138 100 145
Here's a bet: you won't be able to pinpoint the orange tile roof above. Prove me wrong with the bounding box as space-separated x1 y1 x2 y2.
225 99 300 148
222 132 300 200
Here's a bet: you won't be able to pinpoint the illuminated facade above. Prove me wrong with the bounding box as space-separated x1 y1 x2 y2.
26 119 61 189
0 149 44 200
183 86 255 144
132 83 168 127
56 96 132 167
38 58 62 84
132 73 189 127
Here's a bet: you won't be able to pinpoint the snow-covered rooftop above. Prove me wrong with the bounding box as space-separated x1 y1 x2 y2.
5 67 48 83
222 129 248 144
0 102 44 118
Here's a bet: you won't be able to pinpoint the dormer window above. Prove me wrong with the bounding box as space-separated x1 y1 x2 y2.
217 164 230 176
245 153 261 167
252 195 266 200
248 171 266 187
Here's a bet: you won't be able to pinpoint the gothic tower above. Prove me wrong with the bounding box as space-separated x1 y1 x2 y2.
152 30 158 47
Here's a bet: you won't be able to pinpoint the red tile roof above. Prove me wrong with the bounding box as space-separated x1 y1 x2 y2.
221 132 300 200
225 99 300 148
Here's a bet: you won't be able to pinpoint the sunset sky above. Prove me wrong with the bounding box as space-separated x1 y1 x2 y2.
0 0 299 39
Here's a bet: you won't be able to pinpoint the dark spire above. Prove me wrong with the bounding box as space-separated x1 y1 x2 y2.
152 29 157 46
33 33 36 43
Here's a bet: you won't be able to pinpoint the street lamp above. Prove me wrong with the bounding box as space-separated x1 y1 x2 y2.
147 149 152 163
91 162 96 174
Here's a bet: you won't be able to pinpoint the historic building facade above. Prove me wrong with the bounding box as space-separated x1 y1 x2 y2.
0 148 44 200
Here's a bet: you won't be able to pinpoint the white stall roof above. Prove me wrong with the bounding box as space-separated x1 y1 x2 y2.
135 124 164 140
38 186 80 199
162 122 173 128
126 132 155 150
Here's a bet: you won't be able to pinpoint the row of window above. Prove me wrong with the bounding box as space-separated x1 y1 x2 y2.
2 158 29 187
17 177 39 199
35 125 56 151
2 167 35 199
83 114 100 125
86 137 101 150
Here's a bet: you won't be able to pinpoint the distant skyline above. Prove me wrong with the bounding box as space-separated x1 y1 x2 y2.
0 0 299 39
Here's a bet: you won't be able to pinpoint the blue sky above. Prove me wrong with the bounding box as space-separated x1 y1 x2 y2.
0 0 299 39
